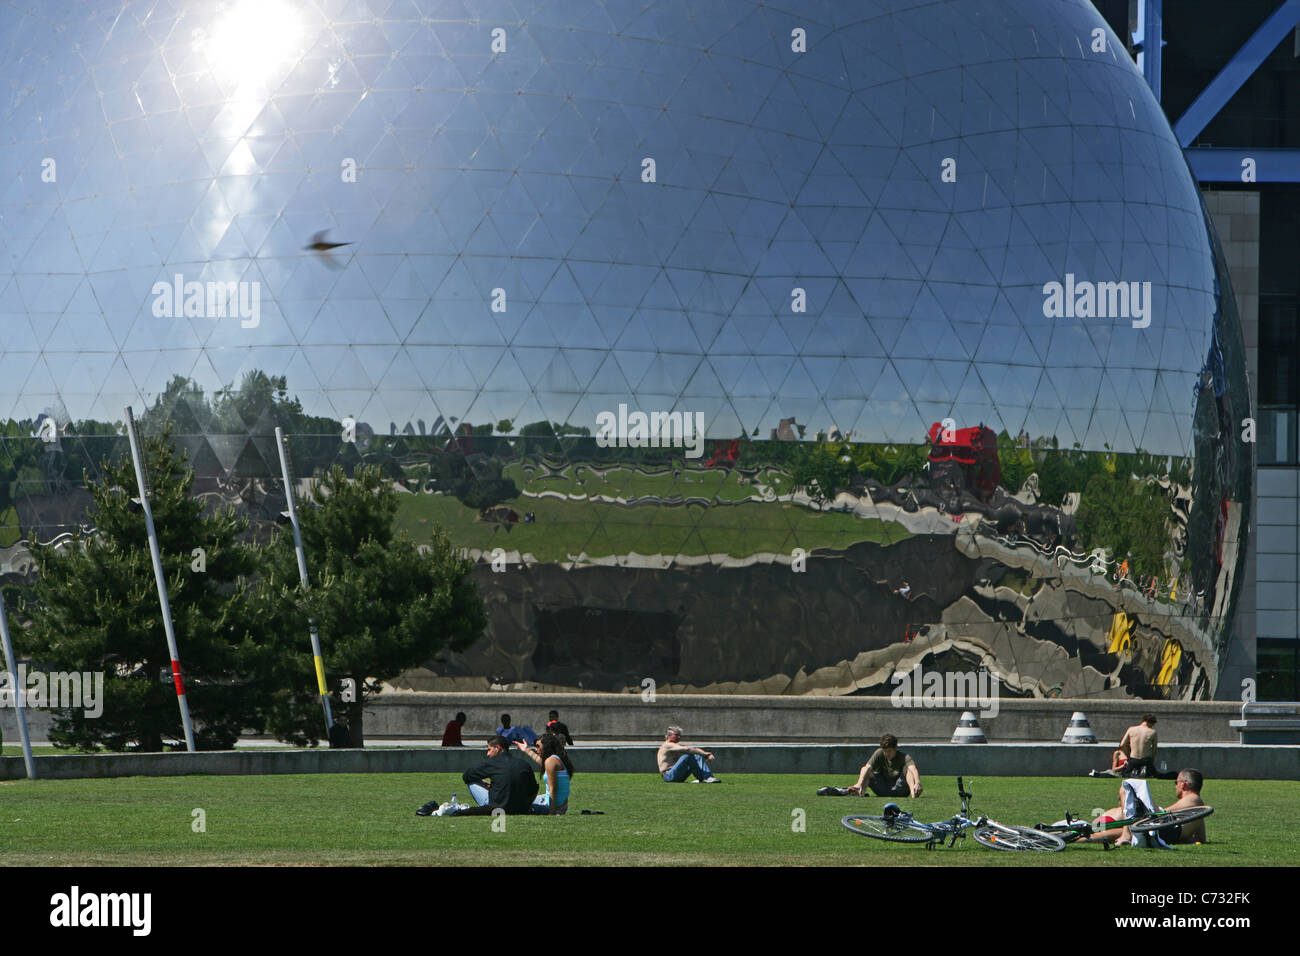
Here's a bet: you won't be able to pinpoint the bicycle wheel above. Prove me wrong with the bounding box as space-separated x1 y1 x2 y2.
973 825 1066 852
841 813 934 843
1130 806 1213 834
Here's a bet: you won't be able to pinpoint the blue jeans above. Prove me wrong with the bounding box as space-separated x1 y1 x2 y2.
662 753 713 782
468 783 491 806
528 793 568 815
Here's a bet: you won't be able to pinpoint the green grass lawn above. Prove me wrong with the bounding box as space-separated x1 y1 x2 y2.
0 505 21 547
0 774 1293 866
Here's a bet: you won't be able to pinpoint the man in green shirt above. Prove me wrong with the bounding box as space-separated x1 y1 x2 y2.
846 734 923 798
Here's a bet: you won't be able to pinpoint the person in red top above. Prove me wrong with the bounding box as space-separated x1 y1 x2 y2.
441 712 467 747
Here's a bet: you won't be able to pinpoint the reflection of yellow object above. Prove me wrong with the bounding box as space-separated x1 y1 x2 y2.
1106 611 1134 654
1157 639 1182 686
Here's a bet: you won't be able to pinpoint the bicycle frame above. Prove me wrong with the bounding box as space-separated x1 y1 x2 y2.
883 778 1022 849
842 778 1066 852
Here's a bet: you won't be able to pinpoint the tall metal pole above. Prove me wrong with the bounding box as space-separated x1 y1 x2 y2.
0 587 36 779
1142 0 1163 103
275 427 332 734
123 406 196 752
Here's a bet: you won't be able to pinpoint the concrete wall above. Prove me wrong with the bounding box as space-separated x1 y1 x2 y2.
4 742 1297 781
357 692 1243 744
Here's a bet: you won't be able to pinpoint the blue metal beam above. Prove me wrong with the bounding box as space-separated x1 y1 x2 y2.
1142 0 1163 102
1184 147 1300 183
1172 0 1300 147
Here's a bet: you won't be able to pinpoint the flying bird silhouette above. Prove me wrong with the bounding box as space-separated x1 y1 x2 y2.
304 229 353 269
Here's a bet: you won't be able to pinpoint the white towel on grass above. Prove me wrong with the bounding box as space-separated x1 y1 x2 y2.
1121 779 1168 848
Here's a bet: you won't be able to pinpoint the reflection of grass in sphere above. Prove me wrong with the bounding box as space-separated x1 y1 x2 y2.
0 506 21 547
394 489 911 561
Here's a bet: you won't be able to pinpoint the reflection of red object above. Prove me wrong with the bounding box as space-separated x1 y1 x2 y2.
927 422 1000 502
706 439 740 468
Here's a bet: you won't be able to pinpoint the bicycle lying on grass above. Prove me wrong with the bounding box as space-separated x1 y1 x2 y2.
841 778 1065 852
1034 805 1214 848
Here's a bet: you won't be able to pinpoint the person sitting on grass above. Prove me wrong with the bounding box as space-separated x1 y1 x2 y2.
657 725 720 783
1075 781 1137 844
1089 770 1208 846
515 733 574 814
830 734 922 798
416 735 537 816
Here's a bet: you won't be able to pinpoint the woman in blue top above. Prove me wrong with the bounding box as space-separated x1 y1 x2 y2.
516 733 573 815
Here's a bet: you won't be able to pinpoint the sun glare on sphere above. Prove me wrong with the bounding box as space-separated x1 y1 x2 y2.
199 0 304 92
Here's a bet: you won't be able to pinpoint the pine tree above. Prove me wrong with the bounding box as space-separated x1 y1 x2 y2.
15 432 269 751
258 464 486 746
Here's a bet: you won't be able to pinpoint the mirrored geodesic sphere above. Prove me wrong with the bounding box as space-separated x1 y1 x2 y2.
0 0 1250 700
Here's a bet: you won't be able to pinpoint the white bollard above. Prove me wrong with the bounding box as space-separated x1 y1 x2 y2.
951 710 988 744
1061 711 1098 744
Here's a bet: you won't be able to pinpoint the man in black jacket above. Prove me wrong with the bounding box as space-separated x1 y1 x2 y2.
416 735 537 816
328 714 352 748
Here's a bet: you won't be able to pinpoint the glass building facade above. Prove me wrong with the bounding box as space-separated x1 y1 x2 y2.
0 0 1251 699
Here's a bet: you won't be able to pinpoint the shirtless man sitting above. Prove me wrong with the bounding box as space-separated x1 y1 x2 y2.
656 725 720 783
1113 713 1159 775
1088 769 1209 845
1090 713 1160 777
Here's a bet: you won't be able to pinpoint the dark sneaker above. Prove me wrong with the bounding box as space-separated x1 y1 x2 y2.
817 786 848 796
415 801 440 817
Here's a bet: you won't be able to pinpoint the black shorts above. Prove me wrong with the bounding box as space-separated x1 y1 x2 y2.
1155 823 1182 844
1123 757 1153 777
